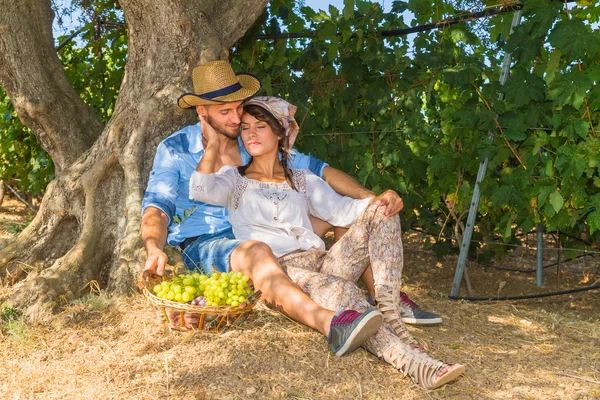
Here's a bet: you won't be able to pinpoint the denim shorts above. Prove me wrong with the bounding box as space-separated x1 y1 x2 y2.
179 228 243 276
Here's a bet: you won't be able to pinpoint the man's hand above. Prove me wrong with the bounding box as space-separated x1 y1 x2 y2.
143 246 169 278
371 190 404 216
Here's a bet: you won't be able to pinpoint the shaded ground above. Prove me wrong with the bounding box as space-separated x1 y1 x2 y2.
1 198 599 399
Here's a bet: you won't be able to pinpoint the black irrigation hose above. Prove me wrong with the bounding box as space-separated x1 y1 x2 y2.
448 284 600 301
468 253 596 273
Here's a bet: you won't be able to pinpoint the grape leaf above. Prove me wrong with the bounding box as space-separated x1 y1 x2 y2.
343 0 354 20
504 71 545 108
588 211 600 234
548 19 600 61
549 190 564 213
544 48 561 84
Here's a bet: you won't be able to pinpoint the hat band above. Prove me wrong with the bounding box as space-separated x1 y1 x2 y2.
198 82 243 101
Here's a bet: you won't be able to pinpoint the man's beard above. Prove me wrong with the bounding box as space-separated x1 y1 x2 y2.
205 114 239 140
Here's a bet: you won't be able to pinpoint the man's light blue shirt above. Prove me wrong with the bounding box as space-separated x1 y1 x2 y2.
142 123 328 246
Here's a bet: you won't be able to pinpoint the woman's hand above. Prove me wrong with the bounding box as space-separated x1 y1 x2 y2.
370 190 404 216
199 114 219 146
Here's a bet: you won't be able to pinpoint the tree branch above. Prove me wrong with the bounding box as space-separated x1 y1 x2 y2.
210 0 271 49
0 0 104 173
55 25 88 52
5 184 38 214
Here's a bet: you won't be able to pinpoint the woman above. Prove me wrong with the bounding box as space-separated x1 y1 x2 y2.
189 96 464 389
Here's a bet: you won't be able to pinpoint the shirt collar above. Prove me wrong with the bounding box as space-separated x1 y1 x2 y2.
188 123 204 154
189 123 251 164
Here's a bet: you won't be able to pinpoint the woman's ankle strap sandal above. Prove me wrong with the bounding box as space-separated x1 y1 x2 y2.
381 338 465 389
374 282 422 350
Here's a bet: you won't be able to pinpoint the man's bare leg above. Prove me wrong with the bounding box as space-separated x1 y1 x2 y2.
229 241 335 337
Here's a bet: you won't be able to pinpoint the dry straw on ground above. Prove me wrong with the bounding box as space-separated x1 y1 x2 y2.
1 198 599 399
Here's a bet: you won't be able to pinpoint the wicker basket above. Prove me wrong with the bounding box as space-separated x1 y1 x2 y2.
138 270 261 332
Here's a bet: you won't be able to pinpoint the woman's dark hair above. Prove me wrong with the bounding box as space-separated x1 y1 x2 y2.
238 104 297 190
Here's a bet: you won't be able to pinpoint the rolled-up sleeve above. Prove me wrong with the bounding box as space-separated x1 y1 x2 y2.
305 170 373 227
142 143 180 224
289 150 328 178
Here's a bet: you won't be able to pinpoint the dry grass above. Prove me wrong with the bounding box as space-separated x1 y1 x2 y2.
1 198 599 399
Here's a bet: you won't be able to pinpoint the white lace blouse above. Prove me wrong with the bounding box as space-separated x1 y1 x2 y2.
189 166 373 257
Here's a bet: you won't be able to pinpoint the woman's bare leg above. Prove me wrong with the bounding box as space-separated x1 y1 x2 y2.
229 241 334 336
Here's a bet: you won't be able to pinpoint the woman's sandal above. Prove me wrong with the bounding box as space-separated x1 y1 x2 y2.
374 282 424 351
381 337 465 389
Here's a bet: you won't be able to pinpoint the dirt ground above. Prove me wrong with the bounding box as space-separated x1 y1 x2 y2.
0 197 599 400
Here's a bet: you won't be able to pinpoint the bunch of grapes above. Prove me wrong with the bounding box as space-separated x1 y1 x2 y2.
202 271 252 306
152 271 252 307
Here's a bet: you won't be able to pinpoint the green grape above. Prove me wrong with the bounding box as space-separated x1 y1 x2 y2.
182 292 191 302
184 286 197 294
182 277 194 286
174 293 183 302
166 291 175 300
172 285 182 294
153 284 162 294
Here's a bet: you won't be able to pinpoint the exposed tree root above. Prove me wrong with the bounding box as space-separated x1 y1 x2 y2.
0 0 270 320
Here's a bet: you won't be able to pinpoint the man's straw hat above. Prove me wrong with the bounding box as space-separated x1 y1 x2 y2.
177 60 261 108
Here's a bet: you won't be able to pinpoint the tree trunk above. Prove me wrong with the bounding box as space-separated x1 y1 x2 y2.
0 0 269 320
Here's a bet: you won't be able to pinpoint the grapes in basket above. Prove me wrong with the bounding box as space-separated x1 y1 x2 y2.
152 271 253 306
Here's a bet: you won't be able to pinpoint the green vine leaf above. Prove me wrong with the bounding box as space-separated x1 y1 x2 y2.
588 211 600 234
549 190 564 213
548 19 600 61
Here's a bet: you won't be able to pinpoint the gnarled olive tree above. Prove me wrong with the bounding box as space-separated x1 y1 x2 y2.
0 0 269 319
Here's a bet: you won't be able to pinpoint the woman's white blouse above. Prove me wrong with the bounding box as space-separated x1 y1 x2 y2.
189 166 373 257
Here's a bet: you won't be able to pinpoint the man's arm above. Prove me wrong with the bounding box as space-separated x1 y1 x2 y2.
141 141 181 277
321 166 375 199
321 166 404 216
142 206 169 276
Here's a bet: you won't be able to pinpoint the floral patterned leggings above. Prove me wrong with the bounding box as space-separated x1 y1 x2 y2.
278 201 404 357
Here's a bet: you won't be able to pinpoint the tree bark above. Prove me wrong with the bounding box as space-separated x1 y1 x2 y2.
0 0 104 173
0 0 269 319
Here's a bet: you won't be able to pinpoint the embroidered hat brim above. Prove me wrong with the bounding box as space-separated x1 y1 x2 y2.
177 73 261 108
